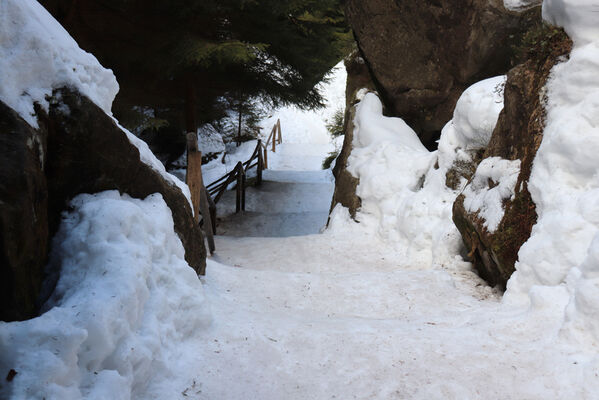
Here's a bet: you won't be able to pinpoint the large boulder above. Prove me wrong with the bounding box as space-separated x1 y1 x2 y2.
0 103 49 322
452 28 572 287
344 0 539 148
0 88 206 321
330 52 376 218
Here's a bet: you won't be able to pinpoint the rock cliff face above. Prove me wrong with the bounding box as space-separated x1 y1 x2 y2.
453 28 572 287
330 52 376 218
0 88 206 321
344 0 539 148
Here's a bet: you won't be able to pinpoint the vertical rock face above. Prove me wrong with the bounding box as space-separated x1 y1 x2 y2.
0 103 48 321
453 29 572 287
330 52 376 218
344 0 539 148
0 88 206 321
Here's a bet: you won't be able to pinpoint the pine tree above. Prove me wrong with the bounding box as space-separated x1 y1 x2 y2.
41 0 352 136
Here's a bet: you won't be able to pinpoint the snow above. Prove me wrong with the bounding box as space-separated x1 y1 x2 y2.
260 62 347 146
331 91 465 267
542 0 599 44
0 0 118 128
505 0 599 351
6 1 599 397
198 123 226 155
463 157 521 233
437 76 506 174
503 0 542 11
0 191 210 399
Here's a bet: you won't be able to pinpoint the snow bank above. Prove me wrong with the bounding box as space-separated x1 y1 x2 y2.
505 1 599 346
463 157 521 233
0 0 118 128
330 80 506 267
0 192 210 399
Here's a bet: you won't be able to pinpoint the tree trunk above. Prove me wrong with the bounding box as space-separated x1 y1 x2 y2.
237 101 243 147
185 79 197 134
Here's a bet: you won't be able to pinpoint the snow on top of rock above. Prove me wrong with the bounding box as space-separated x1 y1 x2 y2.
504 0 599 346
463 157 521 233
437 75 506 176
503 0 542 11
0 0 119 128
451 76 506 151
542 0 599 44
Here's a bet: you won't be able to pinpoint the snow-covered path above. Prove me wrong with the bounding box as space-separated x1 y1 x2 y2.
154 137 597 400
153 62 599 399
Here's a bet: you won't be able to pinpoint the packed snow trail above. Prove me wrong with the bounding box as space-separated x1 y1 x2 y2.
158 156 595 399
156 127 596 399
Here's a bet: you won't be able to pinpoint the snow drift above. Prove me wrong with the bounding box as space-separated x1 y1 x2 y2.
505 0 599 347
330 75 508 269
0 192 210 399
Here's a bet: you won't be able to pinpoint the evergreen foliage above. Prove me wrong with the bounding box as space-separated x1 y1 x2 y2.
41 0 352 138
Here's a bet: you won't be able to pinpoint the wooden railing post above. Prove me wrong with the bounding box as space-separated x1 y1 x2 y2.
276 118 282 144
186 132 215 255
263 146 268 169
235 161 244 213
257 139 263 185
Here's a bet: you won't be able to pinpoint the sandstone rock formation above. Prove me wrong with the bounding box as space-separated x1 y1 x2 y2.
453 28 572 287
330 51 376 218
0 88 206 321
344 0 539 148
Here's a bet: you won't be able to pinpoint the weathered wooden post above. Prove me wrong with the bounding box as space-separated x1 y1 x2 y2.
276 118 282 144
257 140 263 185
263 145 268 169
235 161 244 213
241 169 246 211
186 132 215 255
271 124 277 153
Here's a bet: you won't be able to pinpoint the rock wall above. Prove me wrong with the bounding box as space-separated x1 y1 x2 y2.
344 0 539 148
0 88 206 321
0 103 49 322
329 51 376 218
453 28 572 287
